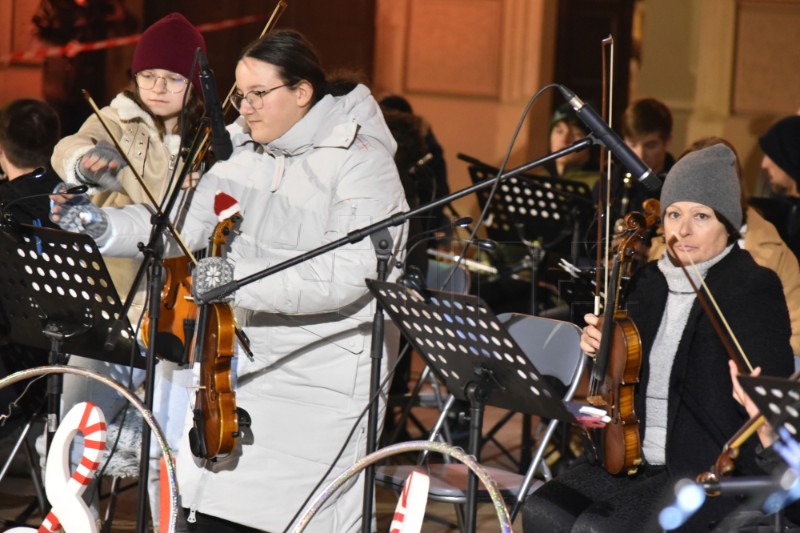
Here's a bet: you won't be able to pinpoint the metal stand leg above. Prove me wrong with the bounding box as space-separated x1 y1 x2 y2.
0 405 46 519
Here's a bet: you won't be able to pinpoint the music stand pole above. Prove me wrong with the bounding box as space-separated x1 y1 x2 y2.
135 238 165 533
43 321 89 454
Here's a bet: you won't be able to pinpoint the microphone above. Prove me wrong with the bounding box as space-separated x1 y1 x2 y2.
1 183 88 221
197 49 233 162
557 85 661 192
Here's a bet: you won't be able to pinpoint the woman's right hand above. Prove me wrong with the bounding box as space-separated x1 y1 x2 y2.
75 140 126 191
49 183 109 240
580 313 602 357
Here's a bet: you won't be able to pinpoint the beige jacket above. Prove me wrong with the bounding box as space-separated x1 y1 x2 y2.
51 93 184 323
650 206 800 354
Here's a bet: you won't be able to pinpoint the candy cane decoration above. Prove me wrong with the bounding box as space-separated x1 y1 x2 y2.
1 366 179 533
7 402 106 533
389 469 429 533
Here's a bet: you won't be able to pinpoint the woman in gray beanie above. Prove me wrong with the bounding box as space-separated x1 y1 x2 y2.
524 144 795 532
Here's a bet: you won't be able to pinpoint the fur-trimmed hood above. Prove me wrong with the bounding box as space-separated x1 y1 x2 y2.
109 93 182 156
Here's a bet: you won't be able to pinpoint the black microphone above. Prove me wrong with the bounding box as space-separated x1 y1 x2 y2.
1 183 88 220
558 85 661 192
197 49 233 162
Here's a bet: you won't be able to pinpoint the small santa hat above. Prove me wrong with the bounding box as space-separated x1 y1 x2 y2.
214 191 241 221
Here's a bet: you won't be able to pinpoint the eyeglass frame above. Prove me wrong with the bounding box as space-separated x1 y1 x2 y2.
135 71 189 94
231 84 289 111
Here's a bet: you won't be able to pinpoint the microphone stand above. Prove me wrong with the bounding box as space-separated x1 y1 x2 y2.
201 137 596 302
195 137 595 530
96 127 206 533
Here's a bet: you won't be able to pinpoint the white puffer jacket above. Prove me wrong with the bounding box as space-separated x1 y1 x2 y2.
98 84 408 532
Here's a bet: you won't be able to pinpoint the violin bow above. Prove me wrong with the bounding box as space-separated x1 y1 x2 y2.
82 90 200 263
594 35 615 316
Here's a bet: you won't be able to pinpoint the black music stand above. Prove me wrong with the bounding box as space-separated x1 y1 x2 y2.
739 375 800 445
462 154 593 316
462 154 593 259
0 224 141 452
368 280 575 533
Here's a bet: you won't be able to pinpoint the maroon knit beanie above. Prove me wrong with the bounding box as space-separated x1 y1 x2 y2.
131 13 206 90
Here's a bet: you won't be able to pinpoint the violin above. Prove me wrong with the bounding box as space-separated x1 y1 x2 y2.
188 204 250 460
696 414 765 495
587 211 650 475
141 255 199 363
140 1 289 363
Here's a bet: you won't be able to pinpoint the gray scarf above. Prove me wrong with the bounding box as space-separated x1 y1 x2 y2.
641 244 734 465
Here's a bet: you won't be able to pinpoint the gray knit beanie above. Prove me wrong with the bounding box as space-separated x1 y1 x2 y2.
660 143 742 229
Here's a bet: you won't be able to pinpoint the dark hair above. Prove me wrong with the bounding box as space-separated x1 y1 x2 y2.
327 68 369 97
122 84 205 144
713 209 741 245
0 99 60 168
240 30 328 106
380 95 414 115
621 98 673 141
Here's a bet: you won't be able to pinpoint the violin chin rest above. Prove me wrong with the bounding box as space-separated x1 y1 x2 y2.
154 332 185 364
189 409 208 459
237 407 252 428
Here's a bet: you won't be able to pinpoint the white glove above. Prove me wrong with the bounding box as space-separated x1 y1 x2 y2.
50 183 109 240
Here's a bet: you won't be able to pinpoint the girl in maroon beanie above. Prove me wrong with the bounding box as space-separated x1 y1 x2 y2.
47 12 207 529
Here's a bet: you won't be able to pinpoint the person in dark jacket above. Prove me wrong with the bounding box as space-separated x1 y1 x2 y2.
0 98 63 227
523 144 795 532
0 98 63 430
750 115 800 262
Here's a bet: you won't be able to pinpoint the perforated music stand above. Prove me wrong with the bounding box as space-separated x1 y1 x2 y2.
710 374 800 527
739 375 800 441
462 154 593 258
0 224 142 449
368 280 574 533
462 154 594 320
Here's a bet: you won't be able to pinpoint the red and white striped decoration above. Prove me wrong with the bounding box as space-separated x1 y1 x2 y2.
1 14 265 66
389 469 429 533
4 402 108 533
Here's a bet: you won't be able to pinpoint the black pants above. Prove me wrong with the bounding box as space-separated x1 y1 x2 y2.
523 460 671 533
521 459 797 533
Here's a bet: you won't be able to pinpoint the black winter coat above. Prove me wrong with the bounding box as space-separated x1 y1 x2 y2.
625 245 794 479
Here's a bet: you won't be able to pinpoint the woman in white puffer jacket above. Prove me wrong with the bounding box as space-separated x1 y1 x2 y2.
52 29 408 533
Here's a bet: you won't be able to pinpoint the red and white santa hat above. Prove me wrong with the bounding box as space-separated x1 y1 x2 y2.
214 191 241 221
